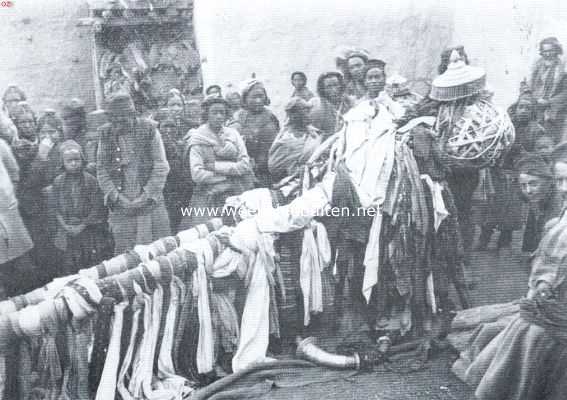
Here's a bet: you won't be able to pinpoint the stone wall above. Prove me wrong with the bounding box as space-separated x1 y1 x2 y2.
0 0 96 113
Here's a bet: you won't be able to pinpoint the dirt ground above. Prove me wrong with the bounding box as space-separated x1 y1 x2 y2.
262 227 530 400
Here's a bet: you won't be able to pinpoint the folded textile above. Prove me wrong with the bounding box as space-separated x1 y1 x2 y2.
256 185 329 234
186 239 215 374
95 301 128 400
300 221 331 326
231 219 278 372
117 284 144 400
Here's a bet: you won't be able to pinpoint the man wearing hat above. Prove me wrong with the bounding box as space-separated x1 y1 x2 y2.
268 97 321 182
229 78 279 187
96 92 170 254
517 153 563 253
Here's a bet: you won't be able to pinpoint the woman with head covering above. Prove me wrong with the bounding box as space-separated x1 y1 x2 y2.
97 92 171 254
51 140 110 276
35 110 66 184
228 79 279 187
309 71 353 138
11 103 60 278
179 95 254 230
268 97 321 183
516 154 562 253
154 90 195 139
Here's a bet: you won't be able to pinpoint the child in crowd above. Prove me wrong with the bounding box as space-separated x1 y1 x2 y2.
51 140 110 276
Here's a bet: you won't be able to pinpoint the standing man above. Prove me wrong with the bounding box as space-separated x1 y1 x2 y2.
97 92 170 254
309 71 353 138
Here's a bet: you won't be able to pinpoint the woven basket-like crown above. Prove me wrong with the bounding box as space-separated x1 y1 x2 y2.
430 50 486 101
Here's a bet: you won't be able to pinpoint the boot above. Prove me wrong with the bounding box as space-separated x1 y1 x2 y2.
476 226 493 251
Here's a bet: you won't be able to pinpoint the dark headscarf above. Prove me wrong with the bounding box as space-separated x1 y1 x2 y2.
539 37 563 56
2 85 26 105
201 95 230 122
240 79 271 107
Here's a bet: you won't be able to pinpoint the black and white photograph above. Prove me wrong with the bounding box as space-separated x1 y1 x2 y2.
0 0 566 399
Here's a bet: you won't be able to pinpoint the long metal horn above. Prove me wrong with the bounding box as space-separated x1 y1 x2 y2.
296 337 360 370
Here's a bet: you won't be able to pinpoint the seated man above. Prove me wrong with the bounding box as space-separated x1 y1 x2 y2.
516 154 563 253
456 142 567 400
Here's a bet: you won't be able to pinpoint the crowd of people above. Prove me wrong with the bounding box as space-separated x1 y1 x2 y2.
0 35 567 398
